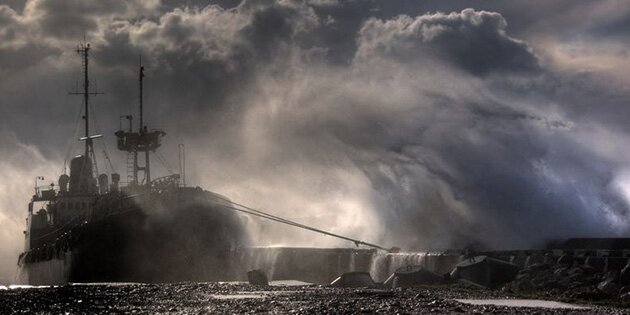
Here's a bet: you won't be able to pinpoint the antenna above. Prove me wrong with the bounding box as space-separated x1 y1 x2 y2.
139 55 144 132
138 59 150 183
69 42 103 167
179 143 186 187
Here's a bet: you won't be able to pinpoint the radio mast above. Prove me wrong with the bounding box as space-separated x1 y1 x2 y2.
70 42 103 174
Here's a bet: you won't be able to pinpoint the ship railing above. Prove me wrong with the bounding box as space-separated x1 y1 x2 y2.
150 174 181 189
33 185 58 201
30 216 81 241
116 173 182 190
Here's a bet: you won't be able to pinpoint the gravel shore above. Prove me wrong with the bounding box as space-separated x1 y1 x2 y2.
1 282 629 314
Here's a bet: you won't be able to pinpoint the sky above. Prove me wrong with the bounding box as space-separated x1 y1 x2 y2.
1 0 630 282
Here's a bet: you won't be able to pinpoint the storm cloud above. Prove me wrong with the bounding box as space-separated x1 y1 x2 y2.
2 0 630 282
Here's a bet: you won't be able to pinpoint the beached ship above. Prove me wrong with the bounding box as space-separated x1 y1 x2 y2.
16 43 248 285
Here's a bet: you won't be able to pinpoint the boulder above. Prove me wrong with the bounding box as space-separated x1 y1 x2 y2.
455 278 488 289
581 264 597 275
607 257 629 272
619 263 630 285
512 276 534 292
524 263 550 273
596 271 620 295
450 256 519 289
585 256 606 272
510 255 527 269
557 254 574 266
597 279 620 295
524 254 544 267
247 269 268 286
383 265 444 288
330 271 376 288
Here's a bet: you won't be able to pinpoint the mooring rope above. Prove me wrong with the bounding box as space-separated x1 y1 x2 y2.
211 195 393 252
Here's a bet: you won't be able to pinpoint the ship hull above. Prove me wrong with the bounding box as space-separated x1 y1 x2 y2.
16 252 71 285
18 188 248 284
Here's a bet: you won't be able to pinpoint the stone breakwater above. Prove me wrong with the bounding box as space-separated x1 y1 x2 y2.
236 246 630 303
236 246 630 284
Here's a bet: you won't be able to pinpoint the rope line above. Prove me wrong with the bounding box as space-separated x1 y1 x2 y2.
211 196 392 252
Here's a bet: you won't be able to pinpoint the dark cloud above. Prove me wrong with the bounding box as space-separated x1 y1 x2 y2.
356 9 541 76
589 12 630 40
0 43 59 72
26 0 159 39
239 4 308 61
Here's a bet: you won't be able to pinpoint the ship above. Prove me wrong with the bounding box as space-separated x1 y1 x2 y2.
16 43 249 285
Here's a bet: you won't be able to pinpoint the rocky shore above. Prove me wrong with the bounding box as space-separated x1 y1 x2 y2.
1 282 628 314
504 258 630 305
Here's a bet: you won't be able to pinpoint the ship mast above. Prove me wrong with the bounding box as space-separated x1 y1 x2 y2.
139 60 144 132
71 43 103 174
115 62 165 187
139 64 150 183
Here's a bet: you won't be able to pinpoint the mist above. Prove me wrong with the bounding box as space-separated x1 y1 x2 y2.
2 0 630 283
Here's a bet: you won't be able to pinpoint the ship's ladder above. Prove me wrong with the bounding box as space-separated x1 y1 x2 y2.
126 152 135 184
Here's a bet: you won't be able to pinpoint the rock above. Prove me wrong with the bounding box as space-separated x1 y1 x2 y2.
514 273 530 281
384 265 444 288
569 281 585 289
581 265 597 275
247 269 268 286
450 256 519 289
557 254 573 266
454 278 488 290
530 268 553 285
597 279 620 295
510 255 527 269
568 269 590 284
330 272 376 288
514 278 534 292
606 257 628 272
585 256 606 272
524 254 544 267
543 252 556 264
553 267 568 277
567 266 584 276
557 277 571 288
602 270 619 282
619 263 630 285
524 263 550 273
